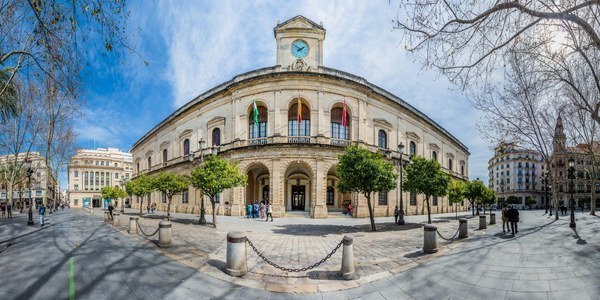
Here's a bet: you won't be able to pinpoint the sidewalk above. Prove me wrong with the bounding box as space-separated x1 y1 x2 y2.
92 208 486 293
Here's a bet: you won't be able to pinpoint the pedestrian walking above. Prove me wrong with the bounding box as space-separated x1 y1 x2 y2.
260 201 265 219
265 201 273 222
108 203 114 220
394 206 399 224
147 203 151 214
253 202 259 219
506 205 519 235
7 203 12 219
39 204 46 226
501 203 509 233
246 203 253 218
1 203 5 218
151 203 156 214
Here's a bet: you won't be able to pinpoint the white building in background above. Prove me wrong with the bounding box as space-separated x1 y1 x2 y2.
488 143 547 208
67 148 133 209
0 152 55 208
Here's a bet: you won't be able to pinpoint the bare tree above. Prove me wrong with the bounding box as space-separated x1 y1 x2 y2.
395 1 600 126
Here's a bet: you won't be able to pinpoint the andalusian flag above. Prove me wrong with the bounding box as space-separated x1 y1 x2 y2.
253 99 259 126
297 94 302 124
342 99 347 127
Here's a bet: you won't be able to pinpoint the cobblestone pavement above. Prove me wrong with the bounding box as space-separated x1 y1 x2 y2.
100 208 486 293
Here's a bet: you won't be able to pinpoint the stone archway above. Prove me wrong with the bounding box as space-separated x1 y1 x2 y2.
283 160 314 213
326 164 351 214
245 162 270 206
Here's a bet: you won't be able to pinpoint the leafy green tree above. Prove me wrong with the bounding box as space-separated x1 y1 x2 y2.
464 180 487 216
448 179 466 219
506 195 521 205
525 196 537 208
152 172 190 221
191 155 247 228
100 186 127 208
125 174 156 215
480 188 497 215
337 145 397 231
403 156 449 224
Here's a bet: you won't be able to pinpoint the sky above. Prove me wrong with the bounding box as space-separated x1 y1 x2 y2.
70 0 493 187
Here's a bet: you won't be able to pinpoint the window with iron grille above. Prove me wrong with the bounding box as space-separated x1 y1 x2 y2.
378 192 388 205
410 192 417 205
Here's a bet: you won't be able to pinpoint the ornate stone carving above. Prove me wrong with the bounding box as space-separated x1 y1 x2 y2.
291 59 311 72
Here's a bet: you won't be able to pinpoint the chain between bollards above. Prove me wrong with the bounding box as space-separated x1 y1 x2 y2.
136 221 160 237
246 237 343 273
436 227 461 241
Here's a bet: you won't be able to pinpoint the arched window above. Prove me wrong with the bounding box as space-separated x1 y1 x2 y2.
163 149 168 163
137 163 140 173
183 139 190 156
288 102 310 136
212 128 221 146
409 141 416 156
378 192 388 205
330 107 350 140
249 105 268 139
461 165 465 175
448 159 453 171
432 151 437 161
326 186 334 205
147 157 152 170
377 130 387 149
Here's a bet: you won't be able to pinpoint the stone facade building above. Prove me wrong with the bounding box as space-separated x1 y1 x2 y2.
551 116 600 209
130 16 470 218
488 143 547 208
67 148 133 209
0 152 55 208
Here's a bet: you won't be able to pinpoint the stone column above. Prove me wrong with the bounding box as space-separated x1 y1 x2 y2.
129 217 138 234
313 159 328 218
423 225 438 254
226 232 247 277
479 215 487 230
340 235 355 280
158 221 172 248
458 218 468 238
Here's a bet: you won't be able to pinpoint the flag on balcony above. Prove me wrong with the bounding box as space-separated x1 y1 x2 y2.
297 94 302 124
342 99 347 127
253 99 259 126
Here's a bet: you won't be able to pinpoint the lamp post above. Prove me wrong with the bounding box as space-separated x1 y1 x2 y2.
25 160 34 225
197 140 207 224
47 182 53 214
542 174 549 214
119 179 125 213
568 158 576 228
397 143 406 225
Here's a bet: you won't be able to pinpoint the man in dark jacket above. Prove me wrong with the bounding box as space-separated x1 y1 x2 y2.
506 205 519 235
108 203 114 220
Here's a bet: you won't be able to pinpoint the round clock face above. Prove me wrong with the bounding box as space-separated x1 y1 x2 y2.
291 40 309 58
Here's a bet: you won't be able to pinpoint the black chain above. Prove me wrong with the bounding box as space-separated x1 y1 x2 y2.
246 237 343 272
137 221 159 237
436 227 460 241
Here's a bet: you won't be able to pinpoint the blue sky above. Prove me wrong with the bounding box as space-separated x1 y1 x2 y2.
72 0 492 186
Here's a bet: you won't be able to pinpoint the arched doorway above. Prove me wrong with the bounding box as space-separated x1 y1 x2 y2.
245 163 270 205
284 161 313 212
327 165 351 214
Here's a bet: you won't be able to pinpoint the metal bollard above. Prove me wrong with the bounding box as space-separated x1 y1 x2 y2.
129 217 138 234
489 213 496 225
479 215 487 229
112 213 121 226
423 225 438 253
340 235 355 280
158 221 172 248
459 218 468 238
226 232 247 276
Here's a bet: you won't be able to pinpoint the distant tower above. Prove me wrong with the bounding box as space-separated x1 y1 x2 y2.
273 15 326 72
553 114 566 152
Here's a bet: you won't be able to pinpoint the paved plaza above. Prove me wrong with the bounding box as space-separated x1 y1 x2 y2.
0 208 599 299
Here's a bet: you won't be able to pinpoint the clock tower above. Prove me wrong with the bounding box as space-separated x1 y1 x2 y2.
274 15 326 72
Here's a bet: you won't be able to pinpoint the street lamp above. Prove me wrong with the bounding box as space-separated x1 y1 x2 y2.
568 158 576 228
48 182 53 214
542 173 549 214
397 143 406 225
25 160 34 225
119 179 125 213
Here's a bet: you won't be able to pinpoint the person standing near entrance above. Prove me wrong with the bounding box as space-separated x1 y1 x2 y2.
38 204 46 226
394 206 399 224
246 203 253 218
265 201 273 222
6 203 12 219
260 201 265 219
253 201 259 219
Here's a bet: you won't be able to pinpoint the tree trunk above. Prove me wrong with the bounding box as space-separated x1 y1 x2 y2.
455 203 458 219
425 196 431 224
365 194 376 231
590 179 596 216
471 200 475 216
166 196 171 221
140 197 144 215
211 197 217 228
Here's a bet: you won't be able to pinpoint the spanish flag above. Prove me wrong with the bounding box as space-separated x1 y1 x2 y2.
297 95 302 124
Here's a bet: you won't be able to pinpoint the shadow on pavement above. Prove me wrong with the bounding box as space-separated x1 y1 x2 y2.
271 222 424 236
571 228 587 245
307 270 344 280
